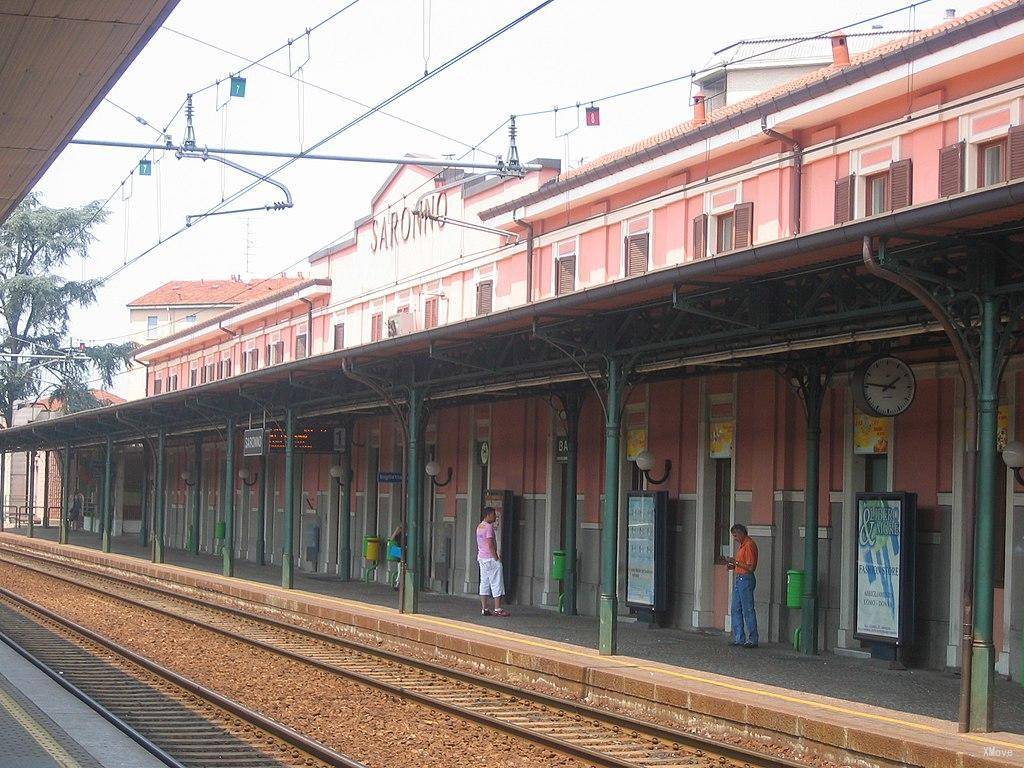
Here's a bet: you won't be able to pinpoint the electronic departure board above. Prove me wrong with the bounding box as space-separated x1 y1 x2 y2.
265 426 336 453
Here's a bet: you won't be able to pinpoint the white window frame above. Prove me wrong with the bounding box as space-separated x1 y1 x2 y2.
146 315 159 340
959 100 1020 192
704 183 742 255
474 270 495 317
850 138 900 218
551 236 579 295
620 214 653 276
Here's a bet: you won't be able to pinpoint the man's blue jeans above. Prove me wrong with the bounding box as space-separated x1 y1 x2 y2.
731 573 758 645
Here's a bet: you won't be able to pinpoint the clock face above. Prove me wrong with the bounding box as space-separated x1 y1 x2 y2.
858 356 916 417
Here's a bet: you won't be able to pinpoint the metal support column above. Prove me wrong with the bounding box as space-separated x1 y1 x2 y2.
223 420 236 577
971 294 999 731
138 445 149 547
41 451 50 529
153 429 166 564
257 453 267 566
337 425 352 579
189 436 202 554
599 358 622 655
402 389 424 614
0 452 5 532
101 438 113 552
26 450 35 538
282 408 296 589
800 366 826 655
557 389 584 616
60 445 71 544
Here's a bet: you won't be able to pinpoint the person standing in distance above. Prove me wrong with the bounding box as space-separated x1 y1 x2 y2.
477 506 509 617
727 523 759 648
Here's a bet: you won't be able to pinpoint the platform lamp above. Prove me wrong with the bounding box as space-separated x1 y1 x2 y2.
180 470 196 487
238 467 258 487
634 450 671 485
328 464 351 486
424 459 453 487
1001 440 1024 484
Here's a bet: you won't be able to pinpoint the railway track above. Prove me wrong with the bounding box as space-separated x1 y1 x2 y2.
0 542 805 768
0 586 363 768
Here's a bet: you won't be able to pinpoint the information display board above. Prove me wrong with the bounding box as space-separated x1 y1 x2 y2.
625 491 668 621
265 426 335 453
853 492 916 645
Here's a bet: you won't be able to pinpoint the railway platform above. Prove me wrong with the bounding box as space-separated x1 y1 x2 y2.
5 528 1024 768
0 633 164 768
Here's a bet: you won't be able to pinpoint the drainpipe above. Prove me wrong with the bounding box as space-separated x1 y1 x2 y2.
761 117 802 235
513 208 535 303
863 236 978 733
299 297 314 357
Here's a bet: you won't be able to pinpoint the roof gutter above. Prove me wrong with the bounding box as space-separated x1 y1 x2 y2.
513 207 535 303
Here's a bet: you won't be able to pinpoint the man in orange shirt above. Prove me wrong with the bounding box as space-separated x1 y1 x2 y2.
727 523 759 648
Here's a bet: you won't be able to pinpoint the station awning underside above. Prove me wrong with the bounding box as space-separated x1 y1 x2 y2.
5 179 1024 451
0 0 179 223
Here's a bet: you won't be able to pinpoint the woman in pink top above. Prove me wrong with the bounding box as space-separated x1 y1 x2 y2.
476 507 509 616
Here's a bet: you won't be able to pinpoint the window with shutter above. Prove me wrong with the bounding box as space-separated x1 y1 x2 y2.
169 375 178 391
732 202 753 249
371 313 383 342
938 142 965 197
207 363 215 381
200 365 207 384
295 334 308 359
153 378 162 395
190 369 198 387
224 359 232 377
274 341 284 364
424 297 439 329
333 323 345 350
888 159 912 210
249 349 259 370
476 280 493 316
624 233 649 276
692 213 708 259
1010 125 1024 181
555 255 576 296
217 361 224 380
834 174 854 223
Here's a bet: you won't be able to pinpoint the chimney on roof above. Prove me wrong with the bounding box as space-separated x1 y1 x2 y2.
830 33 851 67
692 94 707 125
945 8 956 19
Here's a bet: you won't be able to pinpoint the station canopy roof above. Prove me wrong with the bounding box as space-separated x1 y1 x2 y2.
0 0 179 224
3 177 1023 452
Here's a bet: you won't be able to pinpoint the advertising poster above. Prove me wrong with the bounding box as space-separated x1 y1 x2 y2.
997 405 1010 451
853 413 890 454
708 420 735 458
626 426 647 462
854 494 914 643
626 494 656 606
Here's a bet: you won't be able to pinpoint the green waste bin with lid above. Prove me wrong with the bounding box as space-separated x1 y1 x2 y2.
215 520 226 541
551 550 567 580
786 569 805 609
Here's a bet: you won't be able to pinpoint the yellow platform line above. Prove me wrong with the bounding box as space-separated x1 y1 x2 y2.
11 539 1024 755
0 685 83 768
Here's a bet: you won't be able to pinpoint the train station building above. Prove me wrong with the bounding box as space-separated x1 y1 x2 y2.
4 0 1024 736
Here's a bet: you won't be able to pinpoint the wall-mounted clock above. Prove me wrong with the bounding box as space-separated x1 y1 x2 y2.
852 355 916 417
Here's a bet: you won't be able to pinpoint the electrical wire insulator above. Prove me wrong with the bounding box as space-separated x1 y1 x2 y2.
183 93 197 150
505 115 522 177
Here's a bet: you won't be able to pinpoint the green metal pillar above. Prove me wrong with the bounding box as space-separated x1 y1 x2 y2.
970 294 998 731
42 451 50 529
189 436 202 554
60 445 71 544
563 396 581 615
337 426 352 579
138 446 149 548
26 450 35 538
0 452 6 533
101 437 113 552
402 389 424 614
256 453 267 566
800 367 825 655
153 429 166 564
282 408 296 589
599 358 622 655
223 420 236 577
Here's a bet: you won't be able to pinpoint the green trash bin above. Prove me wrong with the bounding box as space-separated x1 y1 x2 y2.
214 520 226 541
786 569 805 609
551 550 567 580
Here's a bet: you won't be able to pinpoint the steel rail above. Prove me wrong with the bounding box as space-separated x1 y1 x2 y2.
0 543 805 768
0 583 365 768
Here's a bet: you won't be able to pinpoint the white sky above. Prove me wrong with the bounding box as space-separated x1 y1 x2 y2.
35 0 963 395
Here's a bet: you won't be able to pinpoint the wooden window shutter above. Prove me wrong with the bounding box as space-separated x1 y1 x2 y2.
1009 125 1024 181
888 159 913 210
834 174 854 224
732 202 753 249
424 298 438 329
555 255 575 296
938 142 965 197
153 378 162 395
371 313 383 342
476 280 493 316
625 233 649 277
333 323 345 350
692 213 707 259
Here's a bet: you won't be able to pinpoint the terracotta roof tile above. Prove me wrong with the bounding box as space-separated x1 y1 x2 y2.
127 277 307 307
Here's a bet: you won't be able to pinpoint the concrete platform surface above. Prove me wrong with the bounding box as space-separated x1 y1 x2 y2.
0 639 165 768
4 530 1024 768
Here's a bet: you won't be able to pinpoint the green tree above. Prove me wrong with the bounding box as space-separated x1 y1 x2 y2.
0 194 135 427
